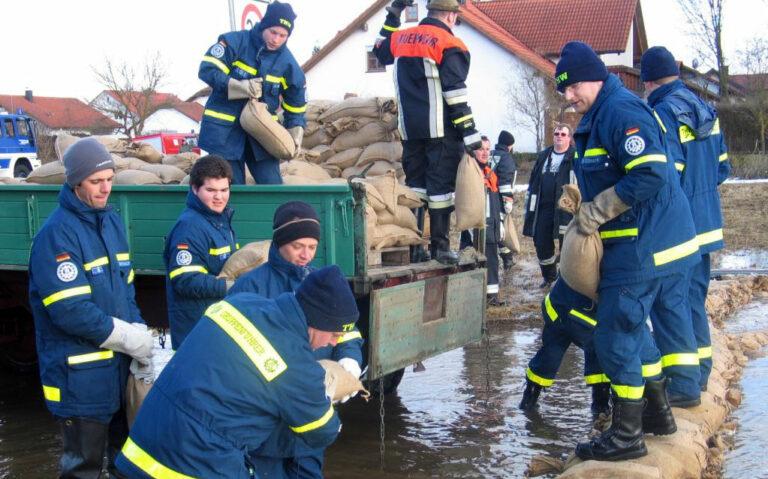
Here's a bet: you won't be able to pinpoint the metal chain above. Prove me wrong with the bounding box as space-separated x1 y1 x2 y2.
378 377 386 470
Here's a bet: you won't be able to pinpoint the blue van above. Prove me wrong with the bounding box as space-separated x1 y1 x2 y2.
0 112 41 179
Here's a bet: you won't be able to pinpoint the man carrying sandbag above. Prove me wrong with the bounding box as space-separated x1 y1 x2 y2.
198 1 306 185
164 155 238 350
28 138 154 477
556 42 700 461
115 266 357 479
373 0 483 264
491 130 518 271
230 201 363 479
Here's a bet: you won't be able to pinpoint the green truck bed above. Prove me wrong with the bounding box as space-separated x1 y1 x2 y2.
0 183 486 379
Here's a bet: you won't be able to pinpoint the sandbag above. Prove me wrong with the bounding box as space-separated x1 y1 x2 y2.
369 223 423 250
318 96 396 123
325 147 363 170
0 177 24 184
364 170 421 212
54 133 79 161
325 116 379 137
138 164 187 184
280 160 332 181
318 360 369 402
112 155 132 172
356 141 403 167
126 374 153 428
352 180 387 213
321 165 342 178
218 240 271 280
162 152 199 173
309 145 335 164
558 184 602 301
365 205 379 251
331 122 393 151
303 127 332 149
454 154 485 230
128 142 164 164
501 214 521 253
124 157 149 170
180 175 190 185
240 100 296 159
376 205 420 233
114 169 163 185
342 161 400 179
282 175 320 185
305 100 335 122
55 134 129 161
305 120 321 136
26 161 66 184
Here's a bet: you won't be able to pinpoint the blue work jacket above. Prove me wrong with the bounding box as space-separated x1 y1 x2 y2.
164 191 237 350
648 80 730 255
573 74 700 285
116 293 340 479
28 185 143 418
198 23 307 161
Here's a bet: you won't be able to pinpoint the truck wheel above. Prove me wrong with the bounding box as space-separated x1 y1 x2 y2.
366 368 405 396
13 160 32 179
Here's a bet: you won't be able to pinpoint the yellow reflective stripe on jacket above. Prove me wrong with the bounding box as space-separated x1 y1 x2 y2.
383 24 398 32
117 253 130 262
169 265 209 279
625 154 667 171
127 269 135 284
232 60 257 75
544 294 558 321
585 373 609 385
653 237 699 266
642 361 662 377
209 246 232 256
290 404 335 433
698 346 713 359
697 228 723 246
121 437 195 479
67 350 114 365
204 301 287 381
600 228 638 240
204 109 236 122
675 162 685 172
84 257 109 271
719 152 728 162
653 111 668 133
337 331 362 344
661 353 699 367
265 75 288 89
43 385 61 402
282 101 307 113
452 114 473 125
202 55 230 75
526 367 554 387
611 384 644 399
711 118 721 135
679 125 696 143
584 147 608 157
43 286 92 307
569 309 596 327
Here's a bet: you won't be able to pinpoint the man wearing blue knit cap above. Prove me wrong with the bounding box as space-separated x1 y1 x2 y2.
556 41 700 461
641 46 731 403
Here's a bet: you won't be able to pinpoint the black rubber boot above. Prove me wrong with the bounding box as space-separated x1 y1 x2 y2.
642 378 677 435
667 392 701 408
430 212 459 265
410 207 431 263
519 379 543 411
575 396 648 461
590 383 612 417
59 417 109 478
539 262 557 287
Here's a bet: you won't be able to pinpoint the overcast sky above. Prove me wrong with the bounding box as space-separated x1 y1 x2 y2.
2 0 765 102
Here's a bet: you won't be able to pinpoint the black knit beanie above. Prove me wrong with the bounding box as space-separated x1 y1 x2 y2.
296 265 359 332
640 46 680 82
273 201 320 247
497 130 515 147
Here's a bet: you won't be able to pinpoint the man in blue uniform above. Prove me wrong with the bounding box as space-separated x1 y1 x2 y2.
374 0 482 264
198 1 306 185
164 155 238 350
556 42 699 461
642 46 731 399
28 138 154 477
115 265 357 479
231 201 363 478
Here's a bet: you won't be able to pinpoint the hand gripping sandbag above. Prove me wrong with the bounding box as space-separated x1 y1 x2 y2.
501 214 521 253
318 359 370 403
557 184 603 301
454 153 486 230
240 100 296 160
217 240 271 280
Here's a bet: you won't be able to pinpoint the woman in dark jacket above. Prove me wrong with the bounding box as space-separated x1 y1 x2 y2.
523 124 576 288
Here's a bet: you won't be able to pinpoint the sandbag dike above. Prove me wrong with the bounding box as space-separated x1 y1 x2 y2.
526 275 768 479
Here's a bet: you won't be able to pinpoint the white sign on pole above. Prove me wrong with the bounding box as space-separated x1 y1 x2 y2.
232 0 269 31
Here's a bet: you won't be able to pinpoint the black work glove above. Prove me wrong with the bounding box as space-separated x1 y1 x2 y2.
386 0 414 16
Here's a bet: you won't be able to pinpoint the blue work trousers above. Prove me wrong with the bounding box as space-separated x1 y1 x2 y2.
230 141 282 185
689 253 713 389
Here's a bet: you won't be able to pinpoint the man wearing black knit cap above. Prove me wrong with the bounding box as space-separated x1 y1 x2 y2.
491 130 518 271
230 201 363 479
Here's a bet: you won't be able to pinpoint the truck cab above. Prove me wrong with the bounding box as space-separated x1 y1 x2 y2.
0 112 41 179
132 132 201 155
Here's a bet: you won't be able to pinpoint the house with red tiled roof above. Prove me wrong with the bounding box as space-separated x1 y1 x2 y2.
0 90 119 135
91 90 203 135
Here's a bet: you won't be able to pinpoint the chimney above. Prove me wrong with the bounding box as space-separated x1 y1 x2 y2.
24 89 33 102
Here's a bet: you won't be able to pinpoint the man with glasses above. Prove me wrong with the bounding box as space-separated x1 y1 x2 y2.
523 124 576 288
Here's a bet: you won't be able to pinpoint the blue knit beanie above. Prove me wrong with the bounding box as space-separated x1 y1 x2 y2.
640 46 680 82
296 265 358 332
555 41 609 92
258 1 296 36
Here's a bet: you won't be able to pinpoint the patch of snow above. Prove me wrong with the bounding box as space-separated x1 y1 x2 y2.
724 178 768 184
717 250 768 270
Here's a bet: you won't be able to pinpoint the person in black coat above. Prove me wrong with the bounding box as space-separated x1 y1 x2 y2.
491 130 518 271
522 124 576 288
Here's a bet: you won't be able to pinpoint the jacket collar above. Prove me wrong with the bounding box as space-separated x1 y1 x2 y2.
267 243 312 281
275 292 309 337
420 17 453 34
58 185 110 226
647 79 716 136
186 190 233 226
646 79 684 107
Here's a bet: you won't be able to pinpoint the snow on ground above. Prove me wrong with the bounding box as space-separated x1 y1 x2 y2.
724 178 768 184
717 250 768 270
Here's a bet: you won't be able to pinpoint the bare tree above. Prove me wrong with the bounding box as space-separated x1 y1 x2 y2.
737 38 768 153
676 0 729 99
92 53 171 137
505 64 561 151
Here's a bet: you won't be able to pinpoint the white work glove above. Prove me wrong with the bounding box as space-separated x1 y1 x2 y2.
503 200 514 214
130 358 155 384
338 357 362 403
287 126 304 156
575 186 631 236
227 78 263 100
225 279 235 291
100 318 154 366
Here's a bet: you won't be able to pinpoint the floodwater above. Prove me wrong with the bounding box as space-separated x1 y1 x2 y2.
0 320 595 478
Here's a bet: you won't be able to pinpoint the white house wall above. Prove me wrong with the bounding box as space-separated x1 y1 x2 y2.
142 109 200 135
598 24 634 68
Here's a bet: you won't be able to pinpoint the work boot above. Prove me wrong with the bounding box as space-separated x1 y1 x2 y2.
486 293 507 307
429 212 459 265
59 417 110 478
590 383 612 417
410 207 431 263
575 396 648 461
642 378 677 435
539 262 557 287
667 392 701 408
519 379 543 411
500 251 515 271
